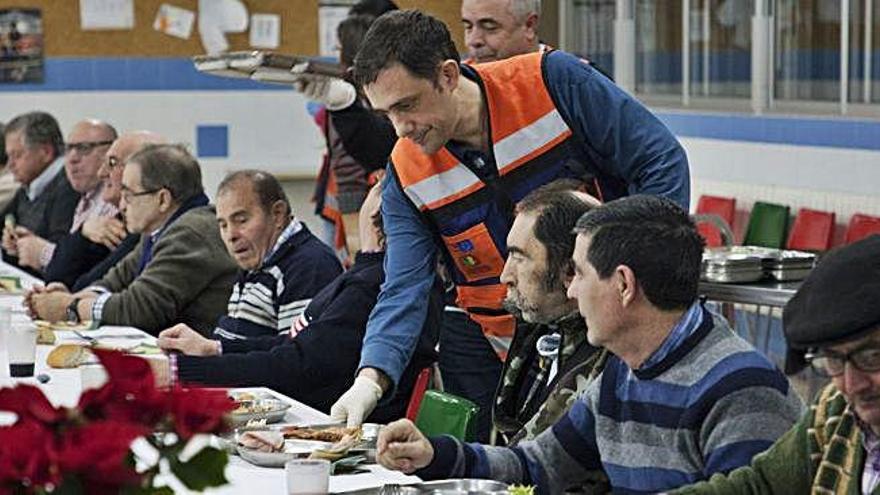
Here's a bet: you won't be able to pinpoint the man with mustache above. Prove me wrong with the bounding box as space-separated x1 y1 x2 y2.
495 180 607 447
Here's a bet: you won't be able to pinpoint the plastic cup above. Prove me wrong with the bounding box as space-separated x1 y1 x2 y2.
8 321 36 377
285 459 330 494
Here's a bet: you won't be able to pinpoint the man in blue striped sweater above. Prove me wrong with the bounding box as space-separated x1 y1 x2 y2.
377 195 804 494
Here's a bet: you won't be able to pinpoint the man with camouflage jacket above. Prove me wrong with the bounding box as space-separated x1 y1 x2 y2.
495 180 608 447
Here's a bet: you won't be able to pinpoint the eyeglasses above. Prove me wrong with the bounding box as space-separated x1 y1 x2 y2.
806 345 880 377
121 188 161 202
65 140 114 155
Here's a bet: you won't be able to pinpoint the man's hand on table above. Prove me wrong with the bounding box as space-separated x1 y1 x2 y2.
14 228 51 270
2 224 18 256
157 324 220 356
377 419 434 474
82 216 127 249
330 368 389 427
30 289 73 322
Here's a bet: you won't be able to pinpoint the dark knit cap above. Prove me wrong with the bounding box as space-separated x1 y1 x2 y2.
784 234 880 373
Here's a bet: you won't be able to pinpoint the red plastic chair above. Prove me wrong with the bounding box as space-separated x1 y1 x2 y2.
405 367 433 421
787 208 836 251
697 195 736 226
696 196 737 247
845 214 880 244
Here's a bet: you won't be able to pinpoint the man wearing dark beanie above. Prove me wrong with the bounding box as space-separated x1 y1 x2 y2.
674 234 880 494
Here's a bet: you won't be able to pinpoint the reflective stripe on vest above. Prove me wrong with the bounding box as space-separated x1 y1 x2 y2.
391 51 590 358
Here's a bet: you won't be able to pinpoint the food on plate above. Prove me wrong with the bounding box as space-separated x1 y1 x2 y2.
34 320 93 332
0 276 21 292
36 325 56 345
232 398 286 415
46 344 90 369
281 425 360 443
238 430 285 453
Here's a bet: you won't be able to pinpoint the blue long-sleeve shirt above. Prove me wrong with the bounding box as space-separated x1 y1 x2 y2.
359 50 690 384
416 305 805 494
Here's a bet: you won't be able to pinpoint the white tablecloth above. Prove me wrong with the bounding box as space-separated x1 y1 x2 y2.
0 261 420 493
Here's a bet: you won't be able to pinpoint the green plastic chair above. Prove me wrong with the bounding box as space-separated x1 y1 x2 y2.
744 201 790 248
414 390 479 441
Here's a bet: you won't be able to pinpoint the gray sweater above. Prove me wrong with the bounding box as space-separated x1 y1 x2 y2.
95 206 237 336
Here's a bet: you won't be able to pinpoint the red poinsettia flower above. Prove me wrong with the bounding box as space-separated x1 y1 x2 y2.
56 420 149 494
80 350 170 426
0 419 59 489
167 387 235 440
0 385 67 425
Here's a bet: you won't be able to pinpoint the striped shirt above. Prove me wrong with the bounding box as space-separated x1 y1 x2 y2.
213 220 342 340
420 303 805 494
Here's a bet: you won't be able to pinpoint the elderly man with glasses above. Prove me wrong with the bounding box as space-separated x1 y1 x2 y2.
1 112 80 273
13 119 118 277
673 234 880 495
28 144 238 336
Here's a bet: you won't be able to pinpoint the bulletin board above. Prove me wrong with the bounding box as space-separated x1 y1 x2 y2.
0 0 464 57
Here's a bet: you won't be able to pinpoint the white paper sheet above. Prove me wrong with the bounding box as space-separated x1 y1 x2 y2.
318 5 349 57
153 3 195 40
80 0 134 30
198 0 249 55
249 13 281 49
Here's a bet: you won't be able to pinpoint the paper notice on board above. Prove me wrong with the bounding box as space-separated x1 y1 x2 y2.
80 0 134 30
153 3 195 40
249 13 280 49
198 0 248 54
318 5 348 57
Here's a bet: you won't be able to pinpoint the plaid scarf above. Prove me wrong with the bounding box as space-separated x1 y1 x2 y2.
809 384 865 494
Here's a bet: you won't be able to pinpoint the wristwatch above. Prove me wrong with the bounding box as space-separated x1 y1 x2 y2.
66 297 82 324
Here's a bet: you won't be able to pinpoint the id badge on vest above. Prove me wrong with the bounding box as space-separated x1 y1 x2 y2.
442 223 506 283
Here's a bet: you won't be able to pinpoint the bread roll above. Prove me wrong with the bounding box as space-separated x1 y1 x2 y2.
46 344 90 369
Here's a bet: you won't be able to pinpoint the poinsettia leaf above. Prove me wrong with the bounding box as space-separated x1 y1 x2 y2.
52 476 85 495
168 446 229 491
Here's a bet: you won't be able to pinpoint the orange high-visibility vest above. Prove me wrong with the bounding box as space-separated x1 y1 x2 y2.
390 51 595 359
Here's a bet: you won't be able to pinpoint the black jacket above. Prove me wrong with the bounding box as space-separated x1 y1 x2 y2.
176 251 441 422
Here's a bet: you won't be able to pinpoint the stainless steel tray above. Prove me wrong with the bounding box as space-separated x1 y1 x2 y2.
378 479 510 494
701 269 765 283
767 267 813 281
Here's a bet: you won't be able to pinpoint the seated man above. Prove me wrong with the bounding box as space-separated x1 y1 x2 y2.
14 119 117 279
46 131 165 289
210 170 342 340
28 144 238 336
152 184 440 421
495 180 607 446
673 234 880 494
1 112 79 270
376 195 805 494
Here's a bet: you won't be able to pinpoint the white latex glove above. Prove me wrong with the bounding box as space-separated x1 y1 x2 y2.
291 66 357 111
331 375 384 427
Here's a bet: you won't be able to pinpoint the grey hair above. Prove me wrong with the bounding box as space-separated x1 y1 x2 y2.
3 111 64 159
510 0 542 20
127 143 203 204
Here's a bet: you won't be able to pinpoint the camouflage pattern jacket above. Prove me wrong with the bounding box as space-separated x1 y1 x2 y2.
493 313 608 446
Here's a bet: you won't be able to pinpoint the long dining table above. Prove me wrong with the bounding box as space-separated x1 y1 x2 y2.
0 260 419 493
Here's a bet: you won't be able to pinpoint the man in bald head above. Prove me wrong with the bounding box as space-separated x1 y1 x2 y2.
14 119 117 276
41 131 165 289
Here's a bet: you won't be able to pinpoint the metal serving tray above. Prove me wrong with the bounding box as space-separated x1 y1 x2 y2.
378 479 510 494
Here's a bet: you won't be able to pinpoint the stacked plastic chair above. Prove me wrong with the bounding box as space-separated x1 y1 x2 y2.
695 195 736 247
787 208 836 251
744 201 790 248
845 213 880 244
